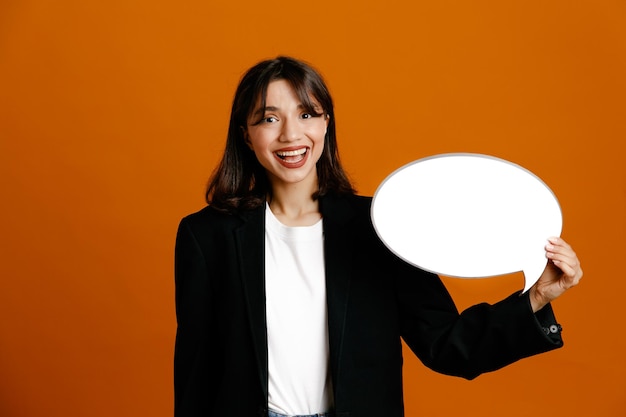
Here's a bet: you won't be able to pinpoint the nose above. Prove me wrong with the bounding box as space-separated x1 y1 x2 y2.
279 116 301 142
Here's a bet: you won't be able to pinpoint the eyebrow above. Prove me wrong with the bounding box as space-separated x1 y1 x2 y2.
252 104 308 117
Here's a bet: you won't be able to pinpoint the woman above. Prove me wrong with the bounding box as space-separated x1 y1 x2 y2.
174 56 582 417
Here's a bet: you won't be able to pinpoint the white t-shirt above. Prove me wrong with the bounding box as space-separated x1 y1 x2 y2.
265 204 333 415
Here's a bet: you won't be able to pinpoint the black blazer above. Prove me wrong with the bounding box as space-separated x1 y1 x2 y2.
174 194 562 417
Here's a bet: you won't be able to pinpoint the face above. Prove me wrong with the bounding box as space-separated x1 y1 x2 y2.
245 79 328 191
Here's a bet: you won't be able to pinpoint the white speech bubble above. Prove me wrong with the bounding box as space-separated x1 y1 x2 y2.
371 153 562 293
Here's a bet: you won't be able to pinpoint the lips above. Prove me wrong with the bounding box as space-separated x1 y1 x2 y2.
274 147 309 167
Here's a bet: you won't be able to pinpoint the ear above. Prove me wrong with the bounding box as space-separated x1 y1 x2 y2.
325 113 330 135
241 126 252 149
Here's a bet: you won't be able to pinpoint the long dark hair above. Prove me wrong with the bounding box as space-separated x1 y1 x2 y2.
205 56 355 213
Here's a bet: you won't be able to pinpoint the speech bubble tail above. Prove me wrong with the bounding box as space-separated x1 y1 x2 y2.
521 281 534 294
521 259 549 294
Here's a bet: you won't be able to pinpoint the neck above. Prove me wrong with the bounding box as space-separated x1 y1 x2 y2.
268 176 321 227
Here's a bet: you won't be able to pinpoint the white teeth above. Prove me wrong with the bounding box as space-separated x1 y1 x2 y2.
276 148 307 157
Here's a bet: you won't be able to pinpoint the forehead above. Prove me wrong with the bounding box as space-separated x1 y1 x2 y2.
252 79 321 110
262 79 299 103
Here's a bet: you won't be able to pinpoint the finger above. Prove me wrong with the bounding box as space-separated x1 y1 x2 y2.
547 238 578 260
546 240 578 261
546 248 578 264
550 263 581 290
550 258 574 277
547 251 581 274
546 244 581 269
551 257 583 283
547 236 574 252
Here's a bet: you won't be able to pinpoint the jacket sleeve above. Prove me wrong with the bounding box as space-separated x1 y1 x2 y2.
395 260 563 380
174 218 215 416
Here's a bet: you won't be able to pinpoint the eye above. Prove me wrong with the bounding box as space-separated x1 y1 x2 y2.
301 108 324 119
262 116 278 123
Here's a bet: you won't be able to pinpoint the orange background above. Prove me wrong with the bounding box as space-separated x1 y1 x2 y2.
1 1 625 416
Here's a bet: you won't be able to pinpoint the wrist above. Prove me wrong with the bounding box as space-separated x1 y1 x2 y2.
529 286 549 313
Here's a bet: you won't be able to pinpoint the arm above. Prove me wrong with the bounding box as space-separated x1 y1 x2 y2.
174 218 215 416
397 270 561 380
398 238 582 380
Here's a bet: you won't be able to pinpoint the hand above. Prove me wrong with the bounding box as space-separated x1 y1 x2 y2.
529 237 583 312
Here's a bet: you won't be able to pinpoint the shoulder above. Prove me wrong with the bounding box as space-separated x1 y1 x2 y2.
176 205 265 259
344 193 373 209
180 205 235 226
319 194 383 246
178 204 260 237
319 193 373 223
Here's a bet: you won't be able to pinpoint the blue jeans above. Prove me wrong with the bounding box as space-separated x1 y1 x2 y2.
268 409 334 417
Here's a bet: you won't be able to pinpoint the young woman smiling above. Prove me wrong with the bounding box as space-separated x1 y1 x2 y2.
174 56 582 417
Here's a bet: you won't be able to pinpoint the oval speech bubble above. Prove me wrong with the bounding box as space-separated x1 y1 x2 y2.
371 153 562 293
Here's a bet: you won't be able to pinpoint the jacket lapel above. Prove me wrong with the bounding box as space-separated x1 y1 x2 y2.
320 195 356 390
234 206 268 400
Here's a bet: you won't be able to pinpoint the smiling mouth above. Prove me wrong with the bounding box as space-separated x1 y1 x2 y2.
275 148 308 163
